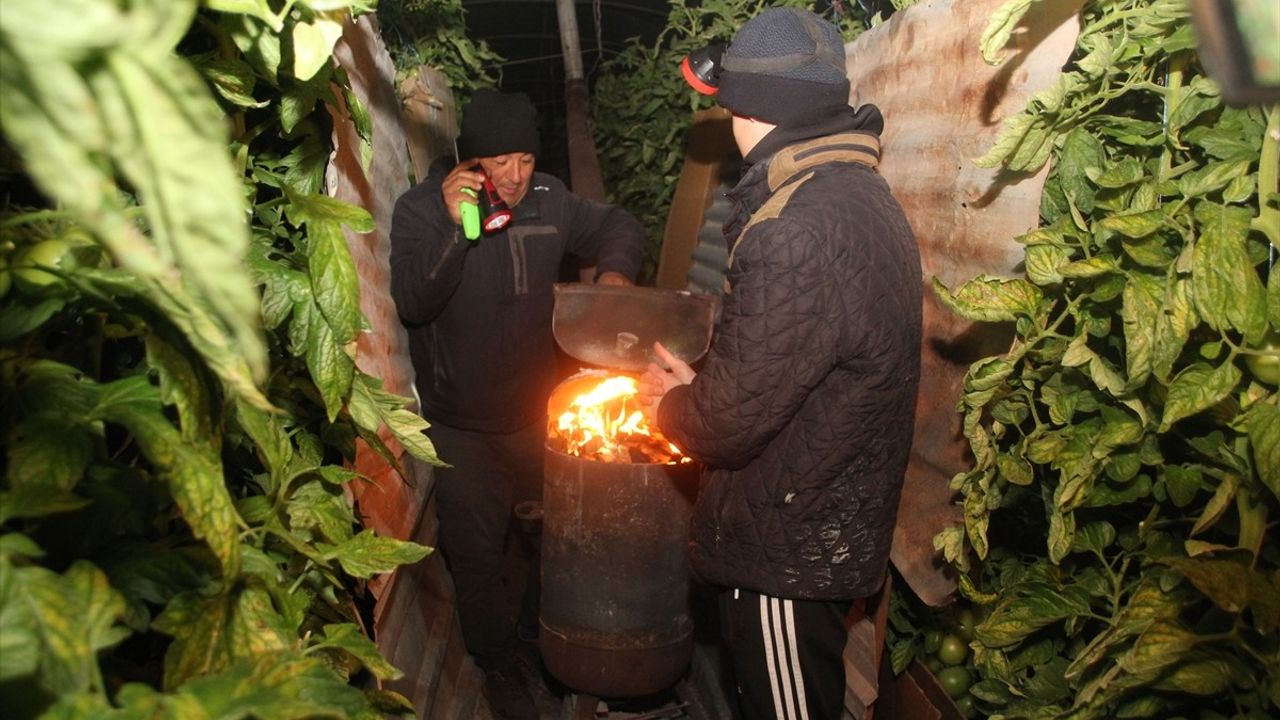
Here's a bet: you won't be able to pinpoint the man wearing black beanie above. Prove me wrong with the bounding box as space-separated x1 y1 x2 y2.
389 88 644 719
642 8 922 720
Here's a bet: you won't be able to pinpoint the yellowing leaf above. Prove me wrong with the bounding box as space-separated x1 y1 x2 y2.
292 17 344 81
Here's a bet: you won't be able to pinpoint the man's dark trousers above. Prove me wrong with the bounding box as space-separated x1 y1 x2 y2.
429 421 543 668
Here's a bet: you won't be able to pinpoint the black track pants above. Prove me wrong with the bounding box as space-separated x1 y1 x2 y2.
719 588 850 720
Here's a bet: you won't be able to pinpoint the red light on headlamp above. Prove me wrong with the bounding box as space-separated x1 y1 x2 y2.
680 43 725 96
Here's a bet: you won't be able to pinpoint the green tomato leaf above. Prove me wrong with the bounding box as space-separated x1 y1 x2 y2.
286 480 356 545
1192 203 1268 343
1178 160 1251 201
1121 272 1162 387
979 0 1034 64
1246 401 1280 498
1118 619 1201 679
1162 464 1205 508
350 373 444 466
207 0 283 32
976 581 1090 649
145 329 216 442
1192 472 1239 537
933 275 1043 323
1269 267 1280 329
1152 654 1233 695
1025 243 1068 285
0 486 89 526
154 586 293 689
1087 157 1144 188
92 376 242 576
1099 209 1165 239
317 623 403 681
1159 361 1242 431
295 297 354 422
1152 272 1198 381
176 653 367 718
291 17 345 81
1059 255 1119 278
14 561 129 694
193 54 268 109
5 415 92 492
234 398 294 487
319 529 430 579
0 561 41 681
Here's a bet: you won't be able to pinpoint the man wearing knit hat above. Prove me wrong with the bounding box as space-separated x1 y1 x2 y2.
642 8 922 719
389 88 644 719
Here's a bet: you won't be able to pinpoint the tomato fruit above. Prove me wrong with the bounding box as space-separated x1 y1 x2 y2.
954 607 976 641
937 665 972 699
12 238 71 289
1244 330 1280 386
954 693 978 719
925 655 944 674
937 633 968 666
923 629 943 655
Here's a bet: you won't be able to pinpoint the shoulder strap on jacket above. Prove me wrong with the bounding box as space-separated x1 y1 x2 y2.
722 171 815 295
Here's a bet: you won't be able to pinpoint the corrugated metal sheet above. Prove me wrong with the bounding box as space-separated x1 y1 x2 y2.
328 17 492 719
683 188 731 296
845 0 1084 605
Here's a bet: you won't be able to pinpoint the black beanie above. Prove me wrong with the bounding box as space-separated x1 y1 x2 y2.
716 8 851 124
457 89 541 159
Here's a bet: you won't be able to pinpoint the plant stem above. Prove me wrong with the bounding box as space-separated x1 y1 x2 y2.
1252 105 1279 251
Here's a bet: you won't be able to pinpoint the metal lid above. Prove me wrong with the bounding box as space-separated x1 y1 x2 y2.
552 283 720 371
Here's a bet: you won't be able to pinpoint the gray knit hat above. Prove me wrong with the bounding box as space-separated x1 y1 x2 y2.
716 8 851 124
458 89 541 159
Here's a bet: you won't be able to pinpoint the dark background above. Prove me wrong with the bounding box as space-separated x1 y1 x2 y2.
453 0 897 180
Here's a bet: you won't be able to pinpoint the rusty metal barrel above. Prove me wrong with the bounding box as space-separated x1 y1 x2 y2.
540 440 698 698
540 284 719 699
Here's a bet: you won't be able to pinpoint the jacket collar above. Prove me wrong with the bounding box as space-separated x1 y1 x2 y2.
723 105 884 248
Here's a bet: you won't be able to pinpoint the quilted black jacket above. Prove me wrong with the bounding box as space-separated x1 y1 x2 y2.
656 106 922 600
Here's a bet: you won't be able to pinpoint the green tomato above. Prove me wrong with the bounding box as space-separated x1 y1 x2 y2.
937 665 972 699
1244 330 1280 386
924 656 944 674
954 607 976 642
953 693 978 719
937 634 968 666
13 238 71 288
923 629 943 655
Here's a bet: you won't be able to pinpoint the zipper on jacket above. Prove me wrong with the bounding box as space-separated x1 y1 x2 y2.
427 228 463 281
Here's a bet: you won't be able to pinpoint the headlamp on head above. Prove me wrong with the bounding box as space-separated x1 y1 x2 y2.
680 43 726 96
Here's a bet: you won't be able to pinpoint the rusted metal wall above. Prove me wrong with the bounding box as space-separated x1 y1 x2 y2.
844 0 1084 605
328 15 491 719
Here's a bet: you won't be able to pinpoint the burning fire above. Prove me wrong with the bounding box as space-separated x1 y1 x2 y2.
548 375 689 464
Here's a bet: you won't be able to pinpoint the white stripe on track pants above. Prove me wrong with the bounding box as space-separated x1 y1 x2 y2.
719 587 851 720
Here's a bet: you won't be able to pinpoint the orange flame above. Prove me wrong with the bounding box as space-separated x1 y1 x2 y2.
550 375 688 464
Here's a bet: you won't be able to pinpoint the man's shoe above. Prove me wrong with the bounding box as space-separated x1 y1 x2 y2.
483 660 538 720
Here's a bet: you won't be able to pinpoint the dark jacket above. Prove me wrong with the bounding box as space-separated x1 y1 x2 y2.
390 166 644 433
656 106 922 600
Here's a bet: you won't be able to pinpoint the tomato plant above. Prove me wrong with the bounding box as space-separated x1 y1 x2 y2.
0 1 445 717
927 0 1280 718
